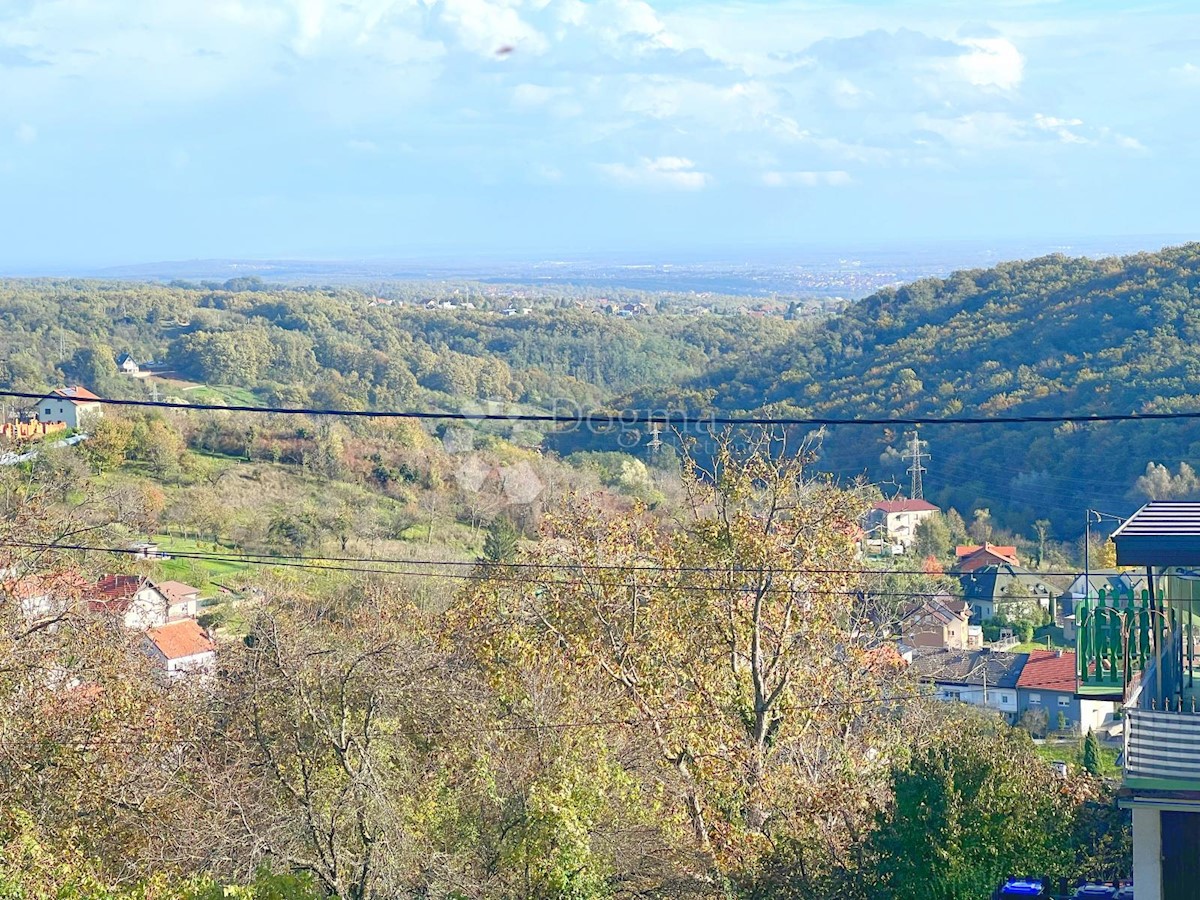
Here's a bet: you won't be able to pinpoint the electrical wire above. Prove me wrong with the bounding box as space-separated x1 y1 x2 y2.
0 538 1122 580
3 388 1199 428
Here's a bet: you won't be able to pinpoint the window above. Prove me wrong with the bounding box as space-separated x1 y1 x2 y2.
1057 695 1071 707
44 407 51 415
1030 693 1041 704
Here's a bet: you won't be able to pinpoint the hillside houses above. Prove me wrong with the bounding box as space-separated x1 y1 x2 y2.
906 646 1116 732
3 568 215 681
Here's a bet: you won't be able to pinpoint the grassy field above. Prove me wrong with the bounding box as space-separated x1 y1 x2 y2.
151 536 251 592
1033 739 1122 777
146 376 258 407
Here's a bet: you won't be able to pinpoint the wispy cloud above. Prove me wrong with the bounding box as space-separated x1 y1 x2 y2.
761 170 851 188
599 156 711 189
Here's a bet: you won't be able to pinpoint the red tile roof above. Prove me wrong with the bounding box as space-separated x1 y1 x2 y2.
956 543 1019 560
88 574 150 614
872 499 939 513
52 386 102 403
1016 649 1077 692
146 620 215 660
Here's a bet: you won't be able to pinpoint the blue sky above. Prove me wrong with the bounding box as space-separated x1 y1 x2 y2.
1 0 1197 267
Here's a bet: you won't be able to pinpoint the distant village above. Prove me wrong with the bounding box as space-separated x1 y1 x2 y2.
866 494 1132 740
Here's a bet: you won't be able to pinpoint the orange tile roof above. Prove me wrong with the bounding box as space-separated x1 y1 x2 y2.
145 620 215 660
1016 649 1077 692
52 386 102 403
956 543 1019 560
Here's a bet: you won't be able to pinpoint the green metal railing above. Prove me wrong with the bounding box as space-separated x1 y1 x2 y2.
1075 588 1178 697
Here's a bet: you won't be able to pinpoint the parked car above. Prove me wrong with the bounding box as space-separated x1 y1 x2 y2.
994 878 1048 898
1072 884 1116 899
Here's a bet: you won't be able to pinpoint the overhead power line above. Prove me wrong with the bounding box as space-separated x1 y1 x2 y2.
2 388 1199 428
1 538 1114 579
0 539 1125 603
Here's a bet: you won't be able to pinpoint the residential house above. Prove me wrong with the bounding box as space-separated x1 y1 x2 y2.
1058 570 1146 620
117 354 141 375
1078 502 1200 900
900 594 982 650
143 619 216 678
88 575 169 630
865 498 940 552
34 386 104 430
1058 570 1147 642
958 563 1059 622
4 571 84 622
1015 649 1114 735
905 646 1027 722
955 543 1020 573
156 581 201 620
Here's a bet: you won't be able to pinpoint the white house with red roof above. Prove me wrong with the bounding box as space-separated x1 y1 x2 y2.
1015 649 1114 735
143 619 216 679
866 498 940 552
88 575 170 630
34 386 104 430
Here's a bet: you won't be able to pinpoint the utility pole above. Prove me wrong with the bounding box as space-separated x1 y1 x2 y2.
903 429 929 499
647 424 663 454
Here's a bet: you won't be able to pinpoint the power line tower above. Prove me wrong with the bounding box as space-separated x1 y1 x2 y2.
903 429 929 500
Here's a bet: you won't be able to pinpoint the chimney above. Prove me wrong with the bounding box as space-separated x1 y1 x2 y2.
1054 648 1064 658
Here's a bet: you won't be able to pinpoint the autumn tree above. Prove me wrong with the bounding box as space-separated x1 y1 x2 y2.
456 428 911 891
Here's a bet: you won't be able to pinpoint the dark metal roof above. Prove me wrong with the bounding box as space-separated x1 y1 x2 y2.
1112 502 1200 566
907 647 1028 689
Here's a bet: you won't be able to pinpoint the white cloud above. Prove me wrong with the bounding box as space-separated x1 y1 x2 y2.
598 155 711 189
954 37 1023 90
346 139 381 153
15 123 37 144
440 0 548 57
1033 113 1087 144
1171 62 1200 85
762 170 851 187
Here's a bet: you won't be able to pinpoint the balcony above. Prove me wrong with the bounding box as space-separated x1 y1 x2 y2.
1126 706 1200 790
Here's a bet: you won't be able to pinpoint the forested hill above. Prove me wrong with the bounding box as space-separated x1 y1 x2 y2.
685 243 1200 534
4 244 1200 539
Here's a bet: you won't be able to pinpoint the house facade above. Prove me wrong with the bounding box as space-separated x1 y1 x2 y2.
35 386 103 430
958 563 1059 623
865 498 939 552
88 575 170 630
1075 502 1200 900
1015 649 1113 735
157 581 201 620
900 595 981 650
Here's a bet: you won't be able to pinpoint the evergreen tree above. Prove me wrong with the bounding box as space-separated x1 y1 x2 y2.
1083 730 1103 776
482 516 520 563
